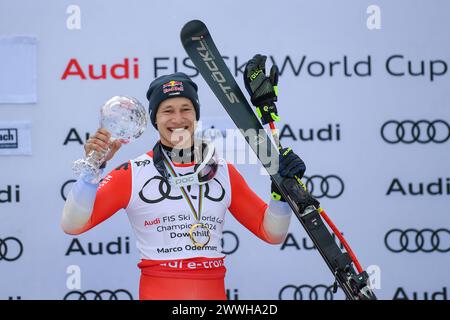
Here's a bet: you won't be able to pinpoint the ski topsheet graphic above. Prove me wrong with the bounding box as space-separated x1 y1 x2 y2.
180 22 278 175
181 19 376 300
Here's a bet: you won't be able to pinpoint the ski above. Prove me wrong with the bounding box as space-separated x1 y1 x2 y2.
180 19 376 300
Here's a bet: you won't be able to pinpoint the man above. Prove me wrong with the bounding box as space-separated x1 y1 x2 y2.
61 57 307 300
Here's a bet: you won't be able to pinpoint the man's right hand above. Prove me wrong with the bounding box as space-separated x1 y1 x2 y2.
84 128 122 163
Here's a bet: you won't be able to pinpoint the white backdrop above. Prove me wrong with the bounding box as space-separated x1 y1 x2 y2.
0 0 449 300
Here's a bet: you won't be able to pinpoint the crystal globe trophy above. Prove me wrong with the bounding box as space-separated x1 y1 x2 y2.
72 96 149 183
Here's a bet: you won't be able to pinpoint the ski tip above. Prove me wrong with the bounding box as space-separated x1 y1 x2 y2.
180 19 208 44
181 19 206 30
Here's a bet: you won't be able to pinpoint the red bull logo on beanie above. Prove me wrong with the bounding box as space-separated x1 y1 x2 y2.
163 80 184 94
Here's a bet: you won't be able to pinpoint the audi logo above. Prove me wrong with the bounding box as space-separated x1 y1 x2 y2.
63 289 133 300
61 179 76 201
221 230 239 255
303 175 344 199
139 176 225 204
0 237 23 262
279 284 343 300
384 228 450 253
381 120 449 144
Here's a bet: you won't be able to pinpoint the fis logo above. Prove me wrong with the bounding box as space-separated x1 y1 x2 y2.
0 129 18 149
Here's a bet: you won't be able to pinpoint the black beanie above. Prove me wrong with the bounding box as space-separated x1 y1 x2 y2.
146 72 200 128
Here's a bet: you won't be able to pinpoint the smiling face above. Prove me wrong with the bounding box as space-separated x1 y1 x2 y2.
155 97 197 148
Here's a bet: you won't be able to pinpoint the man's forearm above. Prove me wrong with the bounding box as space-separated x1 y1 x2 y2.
60 178 98 234
262 199 292 244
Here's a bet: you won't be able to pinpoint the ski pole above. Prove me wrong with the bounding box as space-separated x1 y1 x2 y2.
267 119 363 274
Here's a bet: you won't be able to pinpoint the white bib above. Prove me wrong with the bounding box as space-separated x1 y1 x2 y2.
125 153 232 260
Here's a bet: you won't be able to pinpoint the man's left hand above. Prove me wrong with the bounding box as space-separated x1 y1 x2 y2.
271 147 306 201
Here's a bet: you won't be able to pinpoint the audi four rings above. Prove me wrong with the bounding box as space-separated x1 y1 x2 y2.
0 237 23 262
381 119 450 144
221 230 239 255
278 284 341 300
303 175 345 199
63 289 133 300
138 176 225 204
60 179 76 201
384 228 450 253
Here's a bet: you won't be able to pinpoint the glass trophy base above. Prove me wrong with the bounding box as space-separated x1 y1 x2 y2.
72 158 102 184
